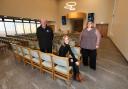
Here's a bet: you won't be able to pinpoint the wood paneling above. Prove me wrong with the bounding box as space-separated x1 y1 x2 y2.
96 24 108 38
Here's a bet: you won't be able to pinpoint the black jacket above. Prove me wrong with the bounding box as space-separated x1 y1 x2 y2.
58 44 77 62
36 25 54 49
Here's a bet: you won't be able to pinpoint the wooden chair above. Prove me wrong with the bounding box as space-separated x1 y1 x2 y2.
39 52 53 78
10 43 20 62
30 49 41 70
0 43 8 54
16 45 24 62
22 47 31 65
52 55 72 86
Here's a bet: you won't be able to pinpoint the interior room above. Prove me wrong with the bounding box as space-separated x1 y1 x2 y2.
0 0 128 89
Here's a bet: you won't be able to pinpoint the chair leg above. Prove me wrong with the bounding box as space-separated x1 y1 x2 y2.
18 57 21 63
52 73 54 80
23 60 27 66
66 80 71 88
53 74 56 80
39 67 42 73
31 62 34 69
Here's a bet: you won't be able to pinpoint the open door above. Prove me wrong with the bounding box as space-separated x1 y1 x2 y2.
70 19 83 32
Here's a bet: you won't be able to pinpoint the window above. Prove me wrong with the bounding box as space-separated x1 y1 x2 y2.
37 21 41 28
0 16 41 36
23 20 31 34
30 21 36 33
0 18 2 21
15 20 24 35
4 19 16 35
0 21 6 37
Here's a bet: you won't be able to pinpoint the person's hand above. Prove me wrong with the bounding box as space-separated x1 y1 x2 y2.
96 45 99 49
70 59 73 62
75 61 79 66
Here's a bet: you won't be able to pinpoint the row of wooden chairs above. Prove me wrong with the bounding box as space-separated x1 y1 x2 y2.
7 35 37 41
0 36 29 47
11 43 81 85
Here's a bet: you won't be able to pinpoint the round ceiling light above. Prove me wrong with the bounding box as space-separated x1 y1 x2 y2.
64 1 77 11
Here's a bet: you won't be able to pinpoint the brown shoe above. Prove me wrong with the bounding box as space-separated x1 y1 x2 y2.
76 73 85 82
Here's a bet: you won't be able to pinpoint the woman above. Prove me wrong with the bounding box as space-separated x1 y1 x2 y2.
80 21 101 70
58 35 83 82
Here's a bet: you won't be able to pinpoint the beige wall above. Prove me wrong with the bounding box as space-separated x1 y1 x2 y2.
58 0 114 32
0 0 59 31
109 0 128 61
0 0 114 32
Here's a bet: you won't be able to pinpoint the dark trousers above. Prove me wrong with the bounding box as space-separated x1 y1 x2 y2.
81 48 97 70
40 47 52 53
69 58 79 79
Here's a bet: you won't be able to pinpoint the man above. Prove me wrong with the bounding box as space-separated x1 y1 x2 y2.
36 19 54 53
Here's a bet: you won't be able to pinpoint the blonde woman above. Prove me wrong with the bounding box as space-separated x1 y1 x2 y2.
58 35 84 82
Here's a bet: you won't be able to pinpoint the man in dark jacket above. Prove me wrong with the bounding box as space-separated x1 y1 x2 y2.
36 19 54 53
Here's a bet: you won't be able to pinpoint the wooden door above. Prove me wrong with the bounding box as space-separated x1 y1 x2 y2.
96 24 108 38
71 19 83 32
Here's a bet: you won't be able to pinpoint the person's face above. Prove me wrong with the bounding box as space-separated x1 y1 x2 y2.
64 36 69 44
40 19 47 28
87 22 94 28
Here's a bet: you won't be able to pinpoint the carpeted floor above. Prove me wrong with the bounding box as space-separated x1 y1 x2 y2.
0 38 128 89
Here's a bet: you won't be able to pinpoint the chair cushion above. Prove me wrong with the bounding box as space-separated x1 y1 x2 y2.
52 56 68 67
40 53 51 62
32 58 39 63
42 61 52 68
71 47 81 56
55 65 72 74
30 50 39 59
23 48 29 55
19 52 23 56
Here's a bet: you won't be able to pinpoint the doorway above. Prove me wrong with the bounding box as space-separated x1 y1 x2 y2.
96 24 108 38
70 19 83 32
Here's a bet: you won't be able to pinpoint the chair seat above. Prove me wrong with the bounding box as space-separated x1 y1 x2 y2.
55 65 72 74
42 61 52 68
18 52 23 56
24 55 30 59
32 58 40 63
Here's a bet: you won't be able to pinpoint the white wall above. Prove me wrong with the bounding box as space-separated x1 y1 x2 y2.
109 0 128 61
58 0 114 31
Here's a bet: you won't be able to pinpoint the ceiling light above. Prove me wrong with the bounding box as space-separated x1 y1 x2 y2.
64 1 77 11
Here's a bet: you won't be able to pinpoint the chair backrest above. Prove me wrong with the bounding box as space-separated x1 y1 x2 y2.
35 41 39 49
69 40 75 47
40 52 52 62
71 47 81 59
52 55 69 68
11 43 17 52
30 49 39 59
17 45 22 53
22 47 30 55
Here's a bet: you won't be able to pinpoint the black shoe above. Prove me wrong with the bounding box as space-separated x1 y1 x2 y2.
90 66 96 70
83 63 88 66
